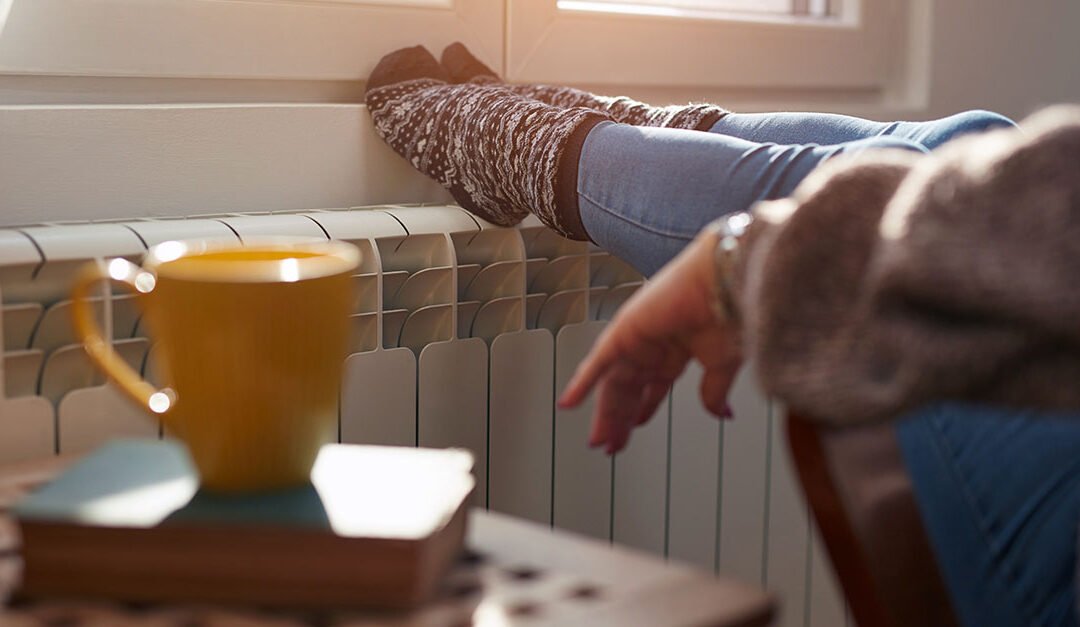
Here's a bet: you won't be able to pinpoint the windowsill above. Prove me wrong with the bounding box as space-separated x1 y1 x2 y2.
567 82 926 119
0 75 368 106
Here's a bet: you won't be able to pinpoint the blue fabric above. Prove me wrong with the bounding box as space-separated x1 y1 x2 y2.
708 109 1017 151
577 110 1016 276
897 406 1080 627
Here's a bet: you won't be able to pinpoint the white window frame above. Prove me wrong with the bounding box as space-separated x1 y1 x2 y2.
506 0 912 94
0 0 503 80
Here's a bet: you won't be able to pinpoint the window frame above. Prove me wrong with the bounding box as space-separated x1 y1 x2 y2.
0 0 503 81
506 0 910 94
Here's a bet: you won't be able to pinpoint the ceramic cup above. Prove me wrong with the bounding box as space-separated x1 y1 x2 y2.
71 239 360 492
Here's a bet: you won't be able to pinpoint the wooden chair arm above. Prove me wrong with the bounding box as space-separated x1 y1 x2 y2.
786 411 958 627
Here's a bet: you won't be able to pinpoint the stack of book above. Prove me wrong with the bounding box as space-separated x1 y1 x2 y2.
13 439 475 609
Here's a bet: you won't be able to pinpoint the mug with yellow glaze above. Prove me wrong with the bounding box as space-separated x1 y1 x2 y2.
71 240 360 492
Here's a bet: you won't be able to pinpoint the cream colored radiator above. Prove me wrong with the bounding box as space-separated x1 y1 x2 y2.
0 205 847 627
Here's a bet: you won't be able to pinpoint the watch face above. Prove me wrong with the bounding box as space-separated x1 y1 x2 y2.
711 216 746 325
725 212 753 238
716 212 753 253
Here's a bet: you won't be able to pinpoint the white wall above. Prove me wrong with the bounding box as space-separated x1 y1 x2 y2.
0 105 450 226
925 0 1080 120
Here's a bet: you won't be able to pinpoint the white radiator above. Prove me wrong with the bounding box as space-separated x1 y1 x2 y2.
0 205 848 627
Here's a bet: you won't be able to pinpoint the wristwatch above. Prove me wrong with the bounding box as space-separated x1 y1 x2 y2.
704 211 753 324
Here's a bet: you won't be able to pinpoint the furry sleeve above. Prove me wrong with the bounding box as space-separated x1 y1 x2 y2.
737 106 1080 425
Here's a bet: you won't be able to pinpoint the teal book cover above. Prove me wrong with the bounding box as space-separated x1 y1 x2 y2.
15 439 475 539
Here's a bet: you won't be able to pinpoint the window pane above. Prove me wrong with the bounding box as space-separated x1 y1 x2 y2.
562 0 795 16
807 0 830 16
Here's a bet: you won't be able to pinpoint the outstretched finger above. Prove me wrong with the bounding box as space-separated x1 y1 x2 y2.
588 362 648 451
700 364 739 419
634 381 670 426
558 329 622 409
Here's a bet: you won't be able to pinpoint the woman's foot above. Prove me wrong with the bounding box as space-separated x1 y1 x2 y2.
365 46 610 239
441 42 729 131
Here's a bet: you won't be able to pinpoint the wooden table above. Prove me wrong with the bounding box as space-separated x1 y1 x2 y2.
0 456 774 627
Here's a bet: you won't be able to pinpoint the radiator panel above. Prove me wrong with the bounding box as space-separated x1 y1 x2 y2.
719 365 772 585
552 321 611 541
612 393 670 555
668 361 722 572
488 329 554 525
340 348 416 447
0 396 53 462
417 339 489 507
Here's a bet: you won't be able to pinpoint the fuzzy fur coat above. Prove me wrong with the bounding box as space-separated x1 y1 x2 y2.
738 106 1080 425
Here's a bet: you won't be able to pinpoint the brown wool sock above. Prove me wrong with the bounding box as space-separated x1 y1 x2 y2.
365 46 610 240
441 42 729 132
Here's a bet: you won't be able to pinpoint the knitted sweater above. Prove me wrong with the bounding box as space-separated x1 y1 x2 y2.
738 105 1080 425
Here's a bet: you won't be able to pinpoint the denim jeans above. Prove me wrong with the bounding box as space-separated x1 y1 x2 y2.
898 406 1080 627
577 109 1016 276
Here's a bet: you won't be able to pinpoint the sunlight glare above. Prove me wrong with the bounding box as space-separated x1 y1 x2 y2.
311 446 474 538
74 475 198 525
149 391 173 414
472 600 512 627
134 271 157 293
155 240 187 263
280 258 301 283
558 1 683 18
108 258 132 281
0 0 13 38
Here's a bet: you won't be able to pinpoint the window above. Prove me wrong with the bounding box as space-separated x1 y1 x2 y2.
506 0 915 107
0 0 918 111
558 0 831 20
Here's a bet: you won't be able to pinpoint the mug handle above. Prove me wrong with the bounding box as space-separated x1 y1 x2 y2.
70 258 176 416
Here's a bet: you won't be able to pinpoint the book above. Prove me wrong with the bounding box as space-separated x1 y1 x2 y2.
13 439 475 609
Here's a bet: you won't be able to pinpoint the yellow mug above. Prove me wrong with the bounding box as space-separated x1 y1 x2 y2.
71 240 360 492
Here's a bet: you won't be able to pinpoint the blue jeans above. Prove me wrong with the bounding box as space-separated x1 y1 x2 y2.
898 407 1080 627
577 109 1015 276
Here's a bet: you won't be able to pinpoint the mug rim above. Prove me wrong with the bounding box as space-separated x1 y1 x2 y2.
145 238 361 284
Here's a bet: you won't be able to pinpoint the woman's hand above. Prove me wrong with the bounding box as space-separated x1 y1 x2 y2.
558 230 743 454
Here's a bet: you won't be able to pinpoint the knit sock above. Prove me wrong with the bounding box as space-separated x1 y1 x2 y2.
441 42 729 132
365 46 610 240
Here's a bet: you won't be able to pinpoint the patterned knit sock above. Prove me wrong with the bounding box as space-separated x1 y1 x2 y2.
441 42 729 132
365 46 610 240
